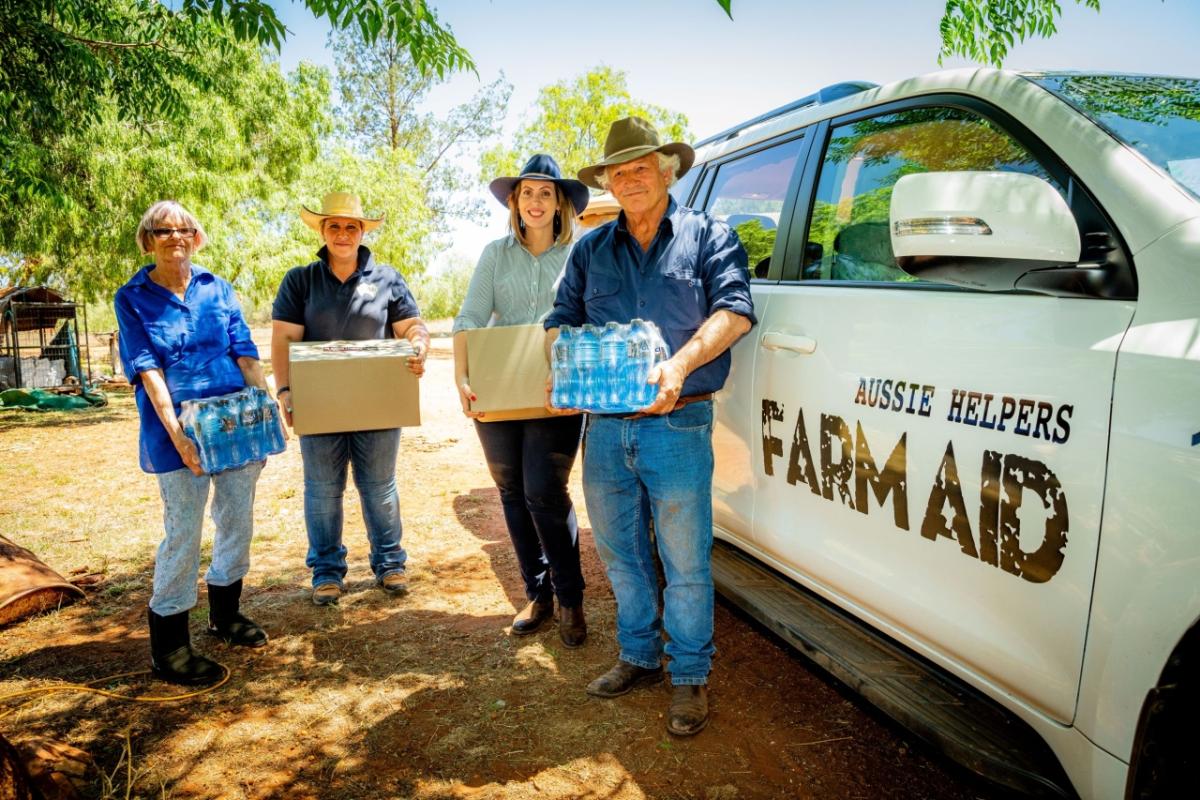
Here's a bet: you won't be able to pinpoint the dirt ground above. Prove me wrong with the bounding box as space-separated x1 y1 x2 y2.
0 334 1001 800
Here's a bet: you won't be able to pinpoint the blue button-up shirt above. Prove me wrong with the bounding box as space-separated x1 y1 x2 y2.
545 198 756 397
114 263 259 473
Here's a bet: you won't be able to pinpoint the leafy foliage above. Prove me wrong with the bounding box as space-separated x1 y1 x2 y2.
480 66 690 185
938 0 1103 65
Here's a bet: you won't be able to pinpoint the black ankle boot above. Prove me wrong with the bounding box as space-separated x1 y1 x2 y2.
207 580 268 648
148 608 223 686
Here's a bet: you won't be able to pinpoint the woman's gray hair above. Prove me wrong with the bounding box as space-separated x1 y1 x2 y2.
595 152 681 190
134 200 208 255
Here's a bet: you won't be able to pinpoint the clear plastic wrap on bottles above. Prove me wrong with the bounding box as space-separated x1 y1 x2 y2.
550 319 670 413
180 387 287 474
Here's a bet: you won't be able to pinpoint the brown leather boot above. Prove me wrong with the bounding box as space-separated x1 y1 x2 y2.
586 660 662 698
558 605 587 649
667 684 710 736
511 599 553 635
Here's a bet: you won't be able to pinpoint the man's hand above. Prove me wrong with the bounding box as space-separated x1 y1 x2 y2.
544 374 579 416
641 357 688 415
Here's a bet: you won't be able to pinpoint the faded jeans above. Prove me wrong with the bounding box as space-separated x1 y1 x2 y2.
151 460 264 616
300 428 407 587
583 400 716 685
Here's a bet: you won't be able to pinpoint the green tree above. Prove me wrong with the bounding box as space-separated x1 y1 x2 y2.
480 66 690 185
0 1 471 214
1 45 333 301
716 0 1107 66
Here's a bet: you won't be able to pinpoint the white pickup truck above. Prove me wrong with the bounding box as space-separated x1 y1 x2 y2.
678 69 1199 799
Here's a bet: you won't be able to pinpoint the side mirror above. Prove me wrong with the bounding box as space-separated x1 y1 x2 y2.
889 171 1081 291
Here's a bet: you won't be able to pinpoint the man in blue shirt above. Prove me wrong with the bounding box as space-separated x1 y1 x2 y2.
545 116 756 736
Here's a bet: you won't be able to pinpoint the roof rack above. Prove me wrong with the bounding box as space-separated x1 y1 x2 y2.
694 81 879 148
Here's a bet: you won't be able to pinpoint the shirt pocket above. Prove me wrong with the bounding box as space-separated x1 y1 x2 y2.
660 274 706 333
584 270 623 322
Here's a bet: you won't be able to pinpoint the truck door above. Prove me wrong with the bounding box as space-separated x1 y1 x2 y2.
751 100 1134 723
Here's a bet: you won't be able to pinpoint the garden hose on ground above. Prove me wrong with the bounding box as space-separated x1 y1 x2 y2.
0 665 230 724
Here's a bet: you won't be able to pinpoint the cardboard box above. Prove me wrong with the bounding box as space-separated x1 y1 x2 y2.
466 323 552 420
290 339 420 435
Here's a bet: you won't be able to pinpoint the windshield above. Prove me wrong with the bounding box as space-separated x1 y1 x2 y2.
1028 73 1200 200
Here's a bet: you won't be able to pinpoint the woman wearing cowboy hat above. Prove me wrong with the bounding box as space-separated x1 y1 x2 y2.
271 191 430 606
452 154 591 647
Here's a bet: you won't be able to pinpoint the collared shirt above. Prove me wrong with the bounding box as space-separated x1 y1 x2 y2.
114 263 259 473
452 235 569 333
272 245 420 341
545 198 757 397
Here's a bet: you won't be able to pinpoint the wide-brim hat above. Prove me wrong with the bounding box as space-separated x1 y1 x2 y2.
489 154 591 216
577 116 695 190
300 192 384 234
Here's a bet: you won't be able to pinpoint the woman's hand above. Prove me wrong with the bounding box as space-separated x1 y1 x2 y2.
277 388 294 429
172 432 204 476
458 381 483 419
406 339 428 377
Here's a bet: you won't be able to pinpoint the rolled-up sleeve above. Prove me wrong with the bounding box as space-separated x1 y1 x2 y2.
113 288 161 380
544 244 589 330
702 222 757 326
452 241 498 333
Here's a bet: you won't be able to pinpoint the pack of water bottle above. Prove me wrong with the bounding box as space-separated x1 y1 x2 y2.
550 319 671 413
179 387 287 474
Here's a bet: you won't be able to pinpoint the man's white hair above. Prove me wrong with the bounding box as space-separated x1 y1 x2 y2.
595 152 681 190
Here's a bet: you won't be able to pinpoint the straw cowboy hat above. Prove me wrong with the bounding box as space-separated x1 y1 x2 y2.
300 192 384 234
577 116 695 190
488 154 591 216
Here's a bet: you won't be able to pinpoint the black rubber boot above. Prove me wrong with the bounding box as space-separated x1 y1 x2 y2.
148 608 223 686
207 580 268 648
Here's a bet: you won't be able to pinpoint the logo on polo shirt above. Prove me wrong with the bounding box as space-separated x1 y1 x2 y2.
356 281 380 301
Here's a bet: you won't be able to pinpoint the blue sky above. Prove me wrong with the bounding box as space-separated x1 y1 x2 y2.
271 0 1200 268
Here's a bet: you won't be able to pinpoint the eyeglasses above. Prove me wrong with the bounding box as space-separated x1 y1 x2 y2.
151 227 197 240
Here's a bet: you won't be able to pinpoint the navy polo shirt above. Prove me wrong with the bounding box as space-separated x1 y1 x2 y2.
545 198 756 397
272 246 421 341
114 263 259 473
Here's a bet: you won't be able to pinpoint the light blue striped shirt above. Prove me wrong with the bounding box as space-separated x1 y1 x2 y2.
452 235 570 332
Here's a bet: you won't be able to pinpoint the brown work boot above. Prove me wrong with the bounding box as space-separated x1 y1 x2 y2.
586 660 662 698
379 572 408 596
311 583 342 606
666 684 710 736
512 599 553 635
558 605 587 649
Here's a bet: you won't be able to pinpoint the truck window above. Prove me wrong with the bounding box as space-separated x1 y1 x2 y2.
702 136 805 279
802 106 1061 282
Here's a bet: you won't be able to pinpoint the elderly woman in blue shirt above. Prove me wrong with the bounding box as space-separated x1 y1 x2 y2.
114 200 273 687
452 155 592 647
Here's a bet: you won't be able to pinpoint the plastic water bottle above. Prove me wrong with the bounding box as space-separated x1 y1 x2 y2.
551 328 574 408
238 390 260 464
599 322 624 411
218 399 242 471
621 319 647 409
263 390 286 454
575 324 601 411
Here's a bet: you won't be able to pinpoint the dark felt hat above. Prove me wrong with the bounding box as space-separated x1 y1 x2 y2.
488 154 591 216
577 116 694 190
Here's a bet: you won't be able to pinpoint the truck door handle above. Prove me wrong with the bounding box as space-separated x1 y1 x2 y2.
760 332 817 354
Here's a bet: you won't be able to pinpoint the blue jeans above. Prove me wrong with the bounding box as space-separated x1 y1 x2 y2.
151 460 264 616
474 415 584 606
583 401 716 685
300 429 406 587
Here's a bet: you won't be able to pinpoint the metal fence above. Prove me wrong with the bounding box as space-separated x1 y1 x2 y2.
0 300 92 390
